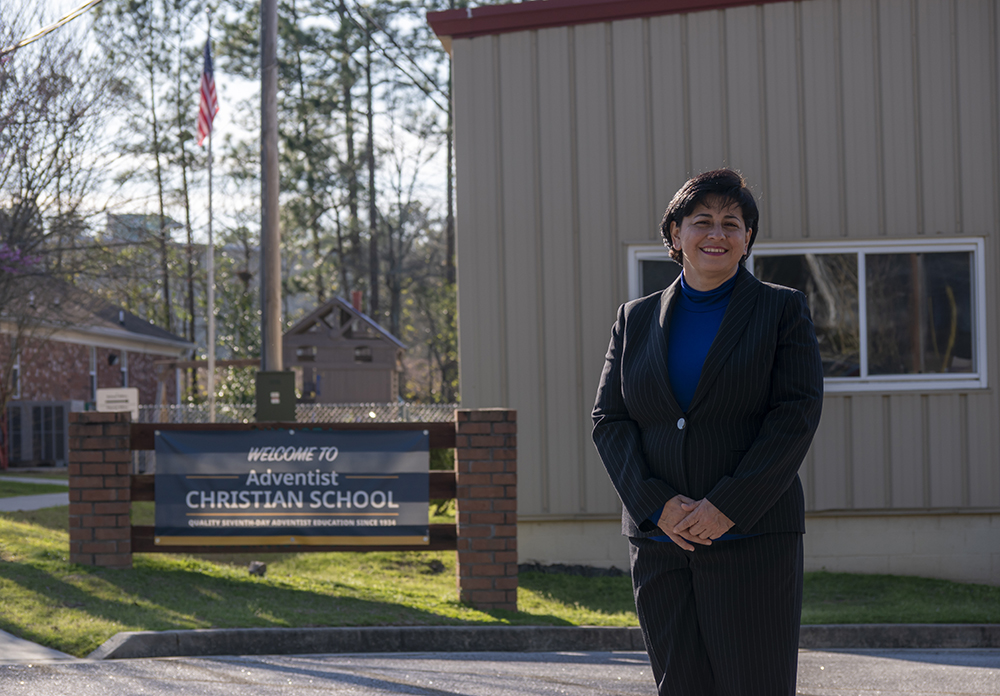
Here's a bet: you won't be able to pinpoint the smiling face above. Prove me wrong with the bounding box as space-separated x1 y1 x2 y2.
669 197 752 291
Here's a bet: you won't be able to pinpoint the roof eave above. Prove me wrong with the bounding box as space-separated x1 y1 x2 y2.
77 324 195 352
0 320 194 356
428 0 790 44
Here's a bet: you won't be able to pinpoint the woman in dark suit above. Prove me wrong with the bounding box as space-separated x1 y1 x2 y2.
593 169 824 695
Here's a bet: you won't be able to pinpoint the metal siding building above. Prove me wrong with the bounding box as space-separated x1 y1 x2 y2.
431 0 1000 584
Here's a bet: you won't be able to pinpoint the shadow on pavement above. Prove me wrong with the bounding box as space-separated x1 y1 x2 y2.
810 648 1000 669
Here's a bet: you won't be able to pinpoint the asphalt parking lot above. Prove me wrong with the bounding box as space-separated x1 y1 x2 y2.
2 649 999 695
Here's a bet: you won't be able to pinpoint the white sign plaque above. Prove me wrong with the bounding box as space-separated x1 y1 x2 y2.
96 387 140 420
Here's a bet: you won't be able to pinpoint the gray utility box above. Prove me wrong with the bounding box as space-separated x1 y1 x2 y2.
255 371 296 421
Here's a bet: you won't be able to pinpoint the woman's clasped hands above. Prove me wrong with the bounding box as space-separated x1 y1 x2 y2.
656 495 734 552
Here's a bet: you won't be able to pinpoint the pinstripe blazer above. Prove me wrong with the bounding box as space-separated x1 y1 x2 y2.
592 266 824 538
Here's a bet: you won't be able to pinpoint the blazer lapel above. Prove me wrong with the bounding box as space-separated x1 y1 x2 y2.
687 266 761 410
650 277 683 415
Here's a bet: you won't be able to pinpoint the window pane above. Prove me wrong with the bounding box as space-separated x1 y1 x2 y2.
640 259 681 296
866 252 974 375
43 406 54 461
8 407 21 463
32 406 41 462
754 254 860 377
55 406 65 461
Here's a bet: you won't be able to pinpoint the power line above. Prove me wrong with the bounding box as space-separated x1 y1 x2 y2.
340 2 448 113
352 3 446 99
0 0 105 58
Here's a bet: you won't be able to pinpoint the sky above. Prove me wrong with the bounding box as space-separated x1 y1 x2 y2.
34 0 450 247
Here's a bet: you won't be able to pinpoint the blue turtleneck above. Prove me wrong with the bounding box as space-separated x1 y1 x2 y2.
667 270 738 412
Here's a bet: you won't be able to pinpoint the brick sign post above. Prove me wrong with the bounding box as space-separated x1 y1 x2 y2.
454 409 517 611
68 412 133 568
68 408 518 612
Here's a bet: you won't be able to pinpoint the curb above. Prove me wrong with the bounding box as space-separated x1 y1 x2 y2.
88 626 646 660
799 624 1000 650
87 624 1000 660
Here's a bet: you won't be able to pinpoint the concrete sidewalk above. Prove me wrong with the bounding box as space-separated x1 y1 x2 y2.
0 475 70 512
0 630 77 664
0 493 70 512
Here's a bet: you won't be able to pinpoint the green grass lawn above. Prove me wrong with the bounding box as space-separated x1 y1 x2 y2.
1 504 998 658
802 570 1000 624
0 480 70 499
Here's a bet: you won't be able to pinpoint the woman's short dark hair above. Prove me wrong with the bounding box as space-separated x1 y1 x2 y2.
659 169 760 264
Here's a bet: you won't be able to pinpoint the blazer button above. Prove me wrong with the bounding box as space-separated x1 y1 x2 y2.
676 417 686 430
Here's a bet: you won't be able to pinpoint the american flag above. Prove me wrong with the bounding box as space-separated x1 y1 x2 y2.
196 39 219 147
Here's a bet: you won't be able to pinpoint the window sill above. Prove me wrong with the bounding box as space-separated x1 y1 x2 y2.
823 376 986 393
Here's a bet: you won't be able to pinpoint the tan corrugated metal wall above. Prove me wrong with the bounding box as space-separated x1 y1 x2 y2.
452 0 1000 524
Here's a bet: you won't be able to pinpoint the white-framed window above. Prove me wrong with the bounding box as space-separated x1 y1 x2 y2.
12 352 21 399
89 346 97 401
626 244 681 300
120 350 128 388
626 238 987 392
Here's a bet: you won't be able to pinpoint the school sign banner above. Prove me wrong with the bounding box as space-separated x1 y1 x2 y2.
153 429 429 546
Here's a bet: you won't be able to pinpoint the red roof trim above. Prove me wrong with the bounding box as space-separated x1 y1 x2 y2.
428 0 786 40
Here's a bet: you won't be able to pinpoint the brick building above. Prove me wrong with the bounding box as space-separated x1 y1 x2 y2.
3 286 191 467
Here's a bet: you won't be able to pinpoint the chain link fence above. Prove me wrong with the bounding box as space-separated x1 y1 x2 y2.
137 402 459 424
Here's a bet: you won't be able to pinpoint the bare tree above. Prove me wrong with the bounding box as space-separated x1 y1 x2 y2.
0 2 124 467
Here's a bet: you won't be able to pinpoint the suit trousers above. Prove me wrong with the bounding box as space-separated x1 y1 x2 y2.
629 533 803 696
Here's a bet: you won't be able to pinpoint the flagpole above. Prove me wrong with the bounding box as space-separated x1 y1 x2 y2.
206 21 216 424
207 127 216 422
